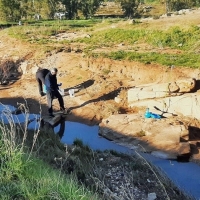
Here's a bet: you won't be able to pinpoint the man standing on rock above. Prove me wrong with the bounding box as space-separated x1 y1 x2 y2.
36 68 50 96
45 68 65 117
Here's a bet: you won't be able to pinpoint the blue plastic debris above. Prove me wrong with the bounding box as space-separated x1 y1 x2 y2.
144 108 161 119
150 113 161 119
145 108 151 118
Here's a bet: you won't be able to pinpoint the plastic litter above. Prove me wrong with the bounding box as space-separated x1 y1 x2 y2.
145 108 151 118
59 88 64 96
69 89 75 97
150 113 161 119
144 108 161 119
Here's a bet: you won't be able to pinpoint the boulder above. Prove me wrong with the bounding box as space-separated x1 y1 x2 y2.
176 78 196 93
178 142 191 156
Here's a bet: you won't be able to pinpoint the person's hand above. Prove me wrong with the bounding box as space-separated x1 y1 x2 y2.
58 83 62 86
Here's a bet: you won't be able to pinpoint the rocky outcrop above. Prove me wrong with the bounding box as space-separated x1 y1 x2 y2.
128 78 196 103
99 114 191 160
127 78 200 121
129 93 200 120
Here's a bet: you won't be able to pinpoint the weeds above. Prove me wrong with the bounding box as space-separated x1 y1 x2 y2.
0 103 193 199
91 51 200 68
136 130 146 137
0 104 100 200
1 16 200 69
6 19 101 42
102 68 111 75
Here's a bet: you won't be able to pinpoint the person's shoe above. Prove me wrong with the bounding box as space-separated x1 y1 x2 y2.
60 107 65 111
40 92 46 97
60 107 71 114
65 108 72 115
49 113 55 117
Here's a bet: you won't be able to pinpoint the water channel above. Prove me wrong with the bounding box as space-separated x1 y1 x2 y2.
0 104 200 199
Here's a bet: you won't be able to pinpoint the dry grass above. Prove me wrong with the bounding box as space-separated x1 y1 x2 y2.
139 9 200 30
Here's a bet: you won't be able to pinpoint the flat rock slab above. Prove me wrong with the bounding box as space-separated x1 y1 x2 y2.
99 113 189 159
42 114 62 126
128 78 196 103
129 92 200 120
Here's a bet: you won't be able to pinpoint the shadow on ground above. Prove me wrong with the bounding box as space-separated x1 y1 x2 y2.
64 79 95 92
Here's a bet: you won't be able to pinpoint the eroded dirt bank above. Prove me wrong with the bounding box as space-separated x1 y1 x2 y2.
1 23 200 165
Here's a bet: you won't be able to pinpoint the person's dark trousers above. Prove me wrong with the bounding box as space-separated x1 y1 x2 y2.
47 90 65 115
36 77 43 95
46 91 54 115
54 89 65 110
36 73 45 95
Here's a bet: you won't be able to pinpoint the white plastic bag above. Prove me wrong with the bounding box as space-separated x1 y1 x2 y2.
69 89 75 97
59 88 64 96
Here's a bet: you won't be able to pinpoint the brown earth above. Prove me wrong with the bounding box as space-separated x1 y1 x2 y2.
1 8 200 200
1 9 200 146
0 40 197 123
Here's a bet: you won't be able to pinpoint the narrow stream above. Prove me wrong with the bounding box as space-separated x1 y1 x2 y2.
1 104 200 199
54 121 133 154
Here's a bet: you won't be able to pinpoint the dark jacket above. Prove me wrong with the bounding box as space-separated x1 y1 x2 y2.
36 69 49 84
45 71 59 92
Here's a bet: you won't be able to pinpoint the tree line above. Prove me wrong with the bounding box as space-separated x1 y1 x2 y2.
0 0 199 22
166 0 200 12
0 0 100 21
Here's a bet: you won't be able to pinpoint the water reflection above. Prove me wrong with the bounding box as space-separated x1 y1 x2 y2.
54 121 133 154
0 104 40 129
0 104 133 154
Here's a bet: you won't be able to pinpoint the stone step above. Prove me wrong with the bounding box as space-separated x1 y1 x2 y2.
42 114 62 126
177 142 191 162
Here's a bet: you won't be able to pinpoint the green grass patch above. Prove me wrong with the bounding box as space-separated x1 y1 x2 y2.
77 28 146 46
3 19 200 54
3 19 102 44
0 124 100 200
0 154 99 200
78 26 200 51
1 18 200 69
7 19 101 35
91 51 200 68
147 26 200 50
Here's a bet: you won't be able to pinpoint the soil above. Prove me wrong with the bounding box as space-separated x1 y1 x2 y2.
0 9 200 199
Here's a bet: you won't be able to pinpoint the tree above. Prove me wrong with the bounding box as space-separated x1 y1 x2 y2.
79 0 101 19
19 0 38 20
46 0 61 19
61 0 79 19
0 0 21 21
166 0 196 12
117 0 139 18
0 0 59 21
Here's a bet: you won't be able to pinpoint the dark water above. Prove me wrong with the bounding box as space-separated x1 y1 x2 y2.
52 119 200 199
0 104 132 154
54 121 133 154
